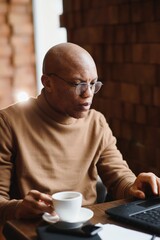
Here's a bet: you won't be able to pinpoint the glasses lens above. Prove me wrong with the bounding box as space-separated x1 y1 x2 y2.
94 82 103 94
76 84 87 95
75 82 103 95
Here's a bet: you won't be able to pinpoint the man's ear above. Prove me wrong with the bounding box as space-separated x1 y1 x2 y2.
41 75 52 92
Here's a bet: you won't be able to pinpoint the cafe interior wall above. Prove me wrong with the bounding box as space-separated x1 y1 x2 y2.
61 0 160 176
0 0 37 107
0 0 66 107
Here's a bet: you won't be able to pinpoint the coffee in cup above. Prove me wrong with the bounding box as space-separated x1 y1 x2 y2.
52 191 82 222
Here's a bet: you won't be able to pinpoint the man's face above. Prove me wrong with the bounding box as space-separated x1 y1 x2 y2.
44 66 98 119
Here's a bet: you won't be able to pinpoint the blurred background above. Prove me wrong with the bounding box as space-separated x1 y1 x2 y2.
0 0 160 176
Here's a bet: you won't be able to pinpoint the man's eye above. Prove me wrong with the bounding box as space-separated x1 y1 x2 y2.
75 82 85 86
90 82 96 86
74 83 80 86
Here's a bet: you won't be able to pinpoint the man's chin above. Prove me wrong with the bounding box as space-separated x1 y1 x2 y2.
72 111 88 119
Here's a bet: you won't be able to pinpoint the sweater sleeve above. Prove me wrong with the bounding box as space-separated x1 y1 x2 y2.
97 114 136 199
0 113 21 224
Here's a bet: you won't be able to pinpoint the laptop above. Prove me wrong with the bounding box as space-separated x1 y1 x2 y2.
105 196 160 236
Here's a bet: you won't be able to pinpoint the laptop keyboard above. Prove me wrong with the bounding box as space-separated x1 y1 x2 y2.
131 207 160 225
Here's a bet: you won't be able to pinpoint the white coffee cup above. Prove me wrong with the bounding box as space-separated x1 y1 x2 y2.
52 191 82 222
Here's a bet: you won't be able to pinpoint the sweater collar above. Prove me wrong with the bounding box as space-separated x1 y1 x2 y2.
37 89 78 125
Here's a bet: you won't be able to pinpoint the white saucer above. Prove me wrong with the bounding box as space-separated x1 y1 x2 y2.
42 207 93 227
63 207 94 224
42 212 59 223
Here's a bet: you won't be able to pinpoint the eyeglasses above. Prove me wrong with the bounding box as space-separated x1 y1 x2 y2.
46 72 103 96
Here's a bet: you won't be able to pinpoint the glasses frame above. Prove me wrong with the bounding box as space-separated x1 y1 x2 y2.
46 72 103 96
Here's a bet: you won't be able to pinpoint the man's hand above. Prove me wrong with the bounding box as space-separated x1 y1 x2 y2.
129 172 160 199
15 190 55 219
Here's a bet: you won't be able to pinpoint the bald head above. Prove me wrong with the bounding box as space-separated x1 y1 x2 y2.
42 42 97 76
41 43 99 119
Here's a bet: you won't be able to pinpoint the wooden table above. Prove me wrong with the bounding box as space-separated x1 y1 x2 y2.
3 199 131 240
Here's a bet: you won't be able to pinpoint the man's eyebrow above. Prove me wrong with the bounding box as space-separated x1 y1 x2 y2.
72 77 98 82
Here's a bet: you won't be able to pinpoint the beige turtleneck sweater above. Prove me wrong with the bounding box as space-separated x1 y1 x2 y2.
0 89 136 224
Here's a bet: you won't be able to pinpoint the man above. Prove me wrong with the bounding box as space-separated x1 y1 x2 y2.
0 42 160 224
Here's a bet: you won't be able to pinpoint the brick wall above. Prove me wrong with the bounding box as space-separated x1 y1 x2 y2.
61 0 160 175
0 0 36 109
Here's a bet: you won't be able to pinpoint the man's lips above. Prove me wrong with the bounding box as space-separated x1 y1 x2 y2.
78 102 92 111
